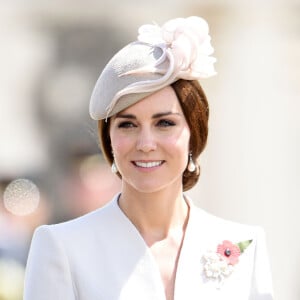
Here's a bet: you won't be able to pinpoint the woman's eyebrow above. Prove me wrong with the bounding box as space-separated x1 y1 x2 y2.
115 111 181 119
115 113 136 119
152 111 181 118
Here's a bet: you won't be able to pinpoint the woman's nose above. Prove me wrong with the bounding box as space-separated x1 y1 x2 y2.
136 128 157 152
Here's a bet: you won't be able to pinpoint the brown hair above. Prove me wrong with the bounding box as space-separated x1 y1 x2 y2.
97 79 209 191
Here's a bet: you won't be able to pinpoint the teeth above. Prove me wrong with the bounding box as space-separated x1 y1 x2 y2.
135 161 163 168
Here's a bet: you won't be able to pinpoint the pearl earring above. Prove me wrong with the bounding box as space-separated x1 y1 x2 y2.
187 152 196 172
111 161 118 174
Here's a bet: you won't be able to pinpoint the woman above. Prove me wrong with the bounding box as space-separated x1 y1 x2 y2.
24 17 274 299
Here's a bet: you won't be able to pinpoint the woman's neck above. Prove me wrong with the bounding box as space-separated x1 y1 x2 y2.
118 185 189 245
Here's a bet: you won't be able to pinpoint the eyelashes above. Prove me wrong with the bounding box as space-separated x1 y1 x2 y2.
157 119 176 127
117 121 136 128
117 119 176 129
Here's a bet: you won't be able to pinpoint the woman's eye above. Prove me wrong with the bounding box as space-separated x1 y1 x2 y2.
118 121 136 128
157 119 176 127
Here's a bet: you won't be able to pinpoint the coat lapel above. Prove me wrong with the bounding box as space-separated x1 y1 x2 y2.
110 196 166 300
173 196 232 299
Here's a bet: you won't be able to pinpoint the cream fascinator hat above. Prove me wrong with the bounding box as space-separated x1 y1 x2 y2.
89 16 216 120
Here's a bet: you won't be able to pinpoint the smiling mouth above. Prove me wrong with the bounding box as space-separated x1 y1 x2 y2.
133 161 164 168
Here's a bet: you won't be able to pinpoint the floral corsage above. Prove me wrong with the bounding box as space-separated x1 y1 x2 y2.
202 240 252 287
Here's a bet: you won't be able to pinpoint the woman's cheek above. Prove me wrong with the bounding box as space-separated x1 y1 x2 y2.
166 130 190 149
111 136 132 154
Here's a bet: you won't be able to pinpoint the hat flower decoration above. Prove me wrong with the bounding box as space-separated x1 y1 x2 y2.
89 16 216 120
136 16 216 79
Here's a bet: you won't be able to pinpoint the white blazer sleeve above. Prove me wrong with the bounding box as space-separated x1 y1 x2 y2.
24 225 76 300
250 227 274 300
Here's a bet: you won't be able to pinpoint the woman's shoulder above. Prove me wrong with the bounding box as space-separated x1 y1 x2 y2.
188 199 264 245
34 194 121 242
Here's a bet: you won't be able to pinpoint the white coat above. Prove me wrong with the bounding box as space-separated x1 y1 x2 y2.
24 194 274 300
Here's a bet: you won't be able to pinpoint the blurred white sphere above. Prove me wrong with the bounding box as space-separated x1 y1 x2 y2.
3 178 40 216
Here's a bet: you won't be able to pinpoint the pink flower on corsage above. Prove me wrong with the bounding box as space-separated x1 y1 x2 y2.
203 239 252 287
217 240 241 265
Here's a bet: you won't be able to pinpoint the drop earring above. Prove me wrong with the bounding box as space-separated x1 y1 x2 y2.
111 161 118 174
187 152 196 172
111 150 118 174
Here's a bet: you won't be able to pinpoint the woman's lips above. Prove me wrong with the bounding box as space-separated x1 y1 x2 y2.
132 160 164 168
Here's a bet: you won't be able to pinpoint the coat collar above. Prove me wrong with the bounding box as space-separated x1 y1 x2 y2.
106 193 212 300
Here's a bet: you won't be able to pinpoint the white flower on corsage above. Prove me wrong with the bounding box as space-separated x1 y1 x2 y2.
137 16 216 79
203 251 234 281
203 240 252 288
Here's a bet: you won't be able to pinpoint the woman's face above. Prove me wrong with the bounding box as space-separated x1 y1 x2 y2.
109 86 191 194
